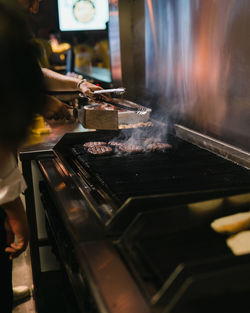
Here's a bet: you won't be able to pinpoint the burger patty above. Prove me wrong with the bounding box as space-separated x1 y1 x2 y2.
146 142 172 152
118 144 144 154
83 141 107 148
87 146 113 156
108 141 123 147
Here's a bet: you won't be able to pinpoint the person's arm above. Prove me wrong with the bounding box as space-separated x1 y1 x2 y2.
2 197 29 260
41 68 102 97
44 95 72 120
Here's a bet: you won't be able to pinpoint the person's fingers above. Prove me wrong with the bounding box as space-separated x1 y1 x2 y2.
4 222 29 256
80 89 94 99
84 82 102 91
79 83 99 96
11 240 25 247
85 91 94 98
10 241 28 251
5 246 23 260
5 246 17 254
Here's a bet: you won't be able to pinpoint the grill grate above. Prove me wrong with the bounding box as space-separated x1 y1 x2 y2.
71 138 250 204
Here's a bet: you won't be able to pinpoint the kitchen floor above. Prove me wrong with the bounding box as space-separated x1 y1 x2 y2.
12 237 80 313
12 246 36 313
12 184 36 313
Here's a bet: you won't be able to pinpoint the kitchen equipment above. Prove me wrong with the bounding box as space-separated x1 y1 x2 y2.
47 127 250 234
118 196 250 313
78 99 151 130
36 126 250 313
24 0 250 312
100 98 149 115
93 87 126 95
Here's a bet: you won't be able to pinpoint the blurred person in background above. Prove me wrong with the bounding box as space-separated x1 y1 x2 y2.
18 0 102 120
0 0 47 311
6 0 102 307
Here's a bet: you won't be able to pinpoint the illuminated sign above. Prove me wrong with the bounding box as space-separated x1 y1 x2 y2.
57 0 109 31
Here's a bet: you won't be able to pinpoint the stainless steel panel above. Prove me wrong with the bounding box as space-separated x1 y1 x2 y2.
79 241 151 313
175 124 250 170
108 0 145 98
144 0 250 154
108 0 122 86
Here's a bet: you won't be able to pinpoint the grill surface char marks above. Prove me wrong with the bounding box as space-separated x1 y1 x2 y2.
83 141 107 148
81 137 173 156
118 143 145 154
87 145 113 156
146 142 172 152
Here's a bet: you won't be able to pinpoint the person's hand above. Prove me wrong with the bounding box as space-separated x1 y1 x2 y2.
78 81 102 98
3 197 29 260
43 95 72 120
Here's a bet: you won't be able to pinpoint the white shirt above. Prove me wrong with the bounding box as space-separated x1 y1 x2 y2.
0 154 27 205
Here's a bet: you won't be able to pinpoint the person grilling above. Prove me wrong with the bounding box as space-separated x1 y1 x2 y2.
18 0 103 121
0 0 103 307
0 0 47 310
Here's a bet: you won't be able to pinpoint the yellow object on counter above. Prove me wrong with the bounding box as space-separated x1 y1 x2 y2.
30 115 51 135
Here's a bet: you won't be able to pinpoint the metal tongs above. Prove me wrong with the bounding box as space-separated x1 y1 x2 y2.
92 88 149 115
45 87 126 99
93 88 126 96
98 98 149 115
46 88 148 115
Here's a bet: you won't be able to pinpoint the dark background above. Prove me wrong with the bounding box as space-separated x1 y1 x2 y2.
30 0 109 46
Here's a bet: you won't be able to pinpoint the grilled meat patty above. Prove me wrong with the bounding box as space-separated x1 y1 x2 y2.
118 144 144 154
87 145 113 156
108 141 123 147
146 142 172 152
83 141 107 148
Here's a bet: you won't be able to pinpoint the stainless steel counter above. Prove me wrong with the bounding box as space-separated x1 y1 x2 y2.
19 121 88 159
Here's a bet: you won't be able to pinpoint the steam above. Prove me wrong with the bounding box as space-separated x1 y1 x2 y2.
109 124 171 155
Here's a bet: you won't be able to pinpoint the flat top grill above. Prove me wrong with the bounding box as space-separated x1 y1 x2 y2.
52 130 250 312
54 129 250 231
70 135 250 206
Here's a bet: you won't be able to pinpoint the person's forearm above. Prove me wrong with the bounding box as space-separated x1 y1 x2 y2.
2 197 27 222
42 68 80 91
41 68 102 97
